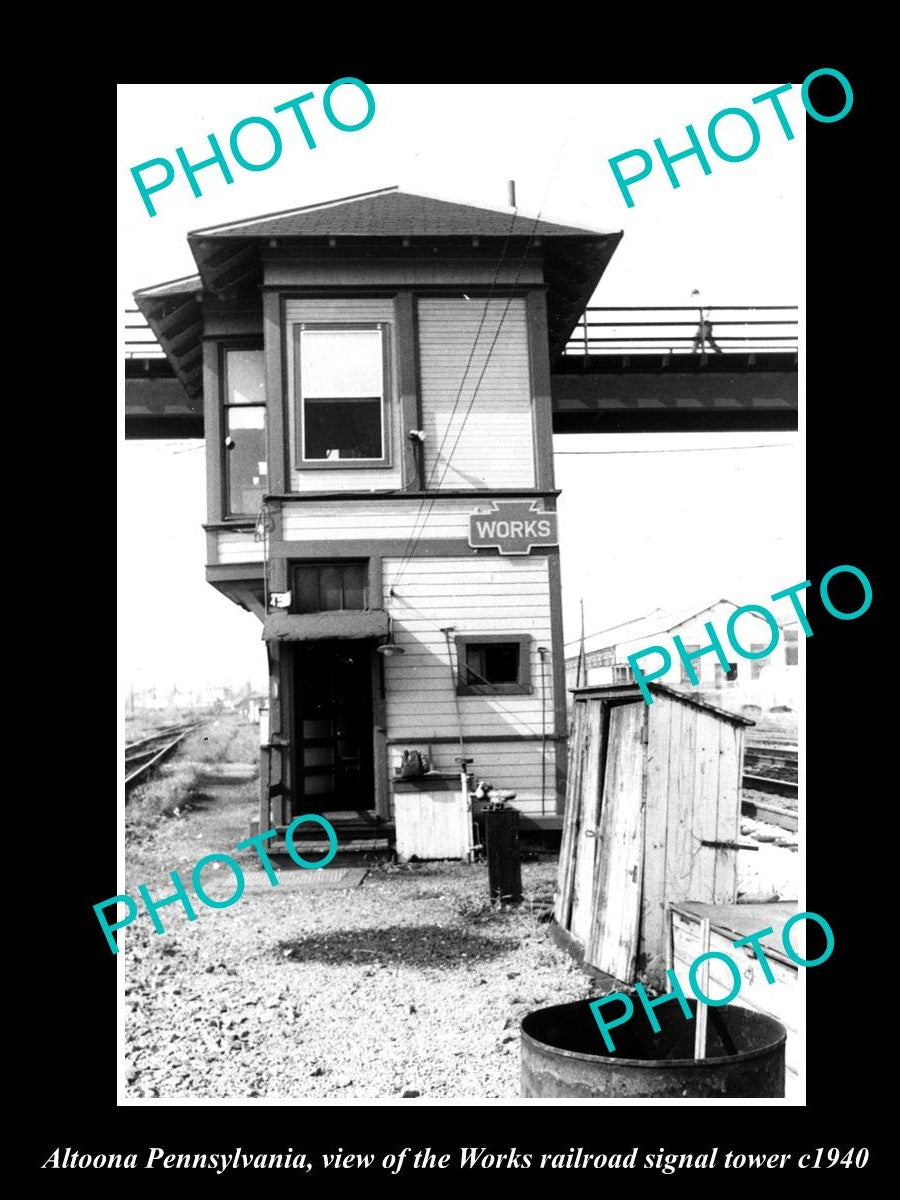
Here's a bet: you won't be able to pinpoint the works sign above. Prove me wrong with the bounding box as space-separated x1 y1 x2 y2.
468 501 558 556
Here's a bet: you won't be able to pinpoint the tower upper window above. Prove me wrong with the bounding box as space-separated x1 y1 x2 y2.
295 326 390 467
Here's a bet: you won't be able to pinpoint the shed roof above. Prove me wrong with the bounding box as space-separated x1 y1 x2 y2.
570 680 756 725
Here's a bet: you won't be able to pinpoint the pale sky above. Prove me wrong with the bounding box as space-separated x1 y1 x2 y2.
118 83 804 693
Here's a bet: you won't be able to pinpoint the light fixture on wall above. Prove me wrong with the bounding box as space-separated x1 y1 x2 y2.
377 613 405 657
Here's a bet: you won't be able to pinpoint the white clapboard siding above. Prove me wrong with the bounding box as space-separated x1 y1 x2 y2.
217 531 263 564
284 298 403 493
281 499 475 542
388 742 558 818
382 556 554 743
418 298 535 489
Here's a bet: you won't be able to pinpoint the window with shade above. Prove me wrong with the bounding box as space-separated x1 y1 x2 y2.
291 562 369 613
294 325 390 466
223 347 266 517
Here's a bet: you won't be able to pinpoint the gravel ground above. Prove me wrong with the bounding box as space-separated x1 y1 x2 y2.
123 715 799 1100
123 750 592 1101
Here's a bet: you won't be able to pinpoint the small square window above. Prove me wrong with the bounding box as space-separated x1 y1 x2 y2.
455 635 532 696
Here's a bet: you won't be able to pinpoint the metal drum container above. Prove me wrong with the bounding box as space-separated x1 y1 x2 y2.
521 998 785 1098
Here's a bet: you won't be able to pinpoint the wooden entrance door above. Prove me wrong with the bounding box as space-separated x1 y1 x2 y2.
585 701 648 981
293 641 374 813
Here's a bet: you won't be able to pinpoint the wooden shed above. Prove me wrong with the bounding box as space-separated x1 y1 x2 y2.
554 682 753 984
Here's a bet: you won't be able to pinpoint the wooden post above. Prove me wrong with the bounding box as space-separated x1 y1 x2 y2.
693 917 711 1060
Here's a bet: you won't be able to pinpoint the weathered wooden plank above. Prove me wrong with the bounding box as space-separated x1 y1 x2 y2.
665 700 698 908
554 701 587 928
693 917 711 1059
689 709 722 900
570 700 605 945
714 721 742 902
641 692 673 972
585 702 646 981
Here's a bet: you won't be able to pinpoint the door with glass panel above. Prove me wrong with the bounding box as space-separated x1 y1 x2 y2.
293 640 374 813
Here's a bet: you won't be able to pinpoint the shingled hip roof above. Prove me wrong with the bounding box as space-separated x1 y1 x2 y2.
187 185 617 241
135 187 623 398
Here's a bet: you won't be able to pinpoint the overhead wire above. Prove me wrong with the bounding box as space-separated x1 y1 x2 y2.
391 205 551 590
389 207 519 584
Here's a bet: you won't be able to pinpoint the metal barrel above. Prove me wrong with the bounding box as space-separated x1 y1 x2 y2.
521 998 785 1098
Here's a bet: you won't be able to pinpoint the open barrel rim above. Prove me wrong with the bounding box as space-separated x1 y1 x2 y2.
520 998 787 1071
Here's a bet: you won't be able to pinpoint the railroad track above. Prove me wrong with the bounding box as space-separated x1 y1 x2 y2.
743 743 797 793
741 741 798 832
125 722 199 791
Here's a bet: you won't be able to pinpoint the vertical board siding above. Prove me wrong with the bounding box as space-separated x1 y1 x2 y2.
641 694 673 968
689 708 722 899
714 722 741 902
417 298 535 489
665 698 696 902
283 298 403 492
394 788 472 861
585 702 647 980
556 689 746 977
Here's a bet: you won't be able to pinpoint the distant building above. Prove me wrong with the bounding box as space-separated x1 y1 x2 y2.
565 599 799 710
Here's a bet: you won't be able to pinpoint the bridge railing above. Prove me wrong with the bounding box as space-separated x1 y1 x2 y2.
127 304 800 361
562 305 799 356
125 308 166 358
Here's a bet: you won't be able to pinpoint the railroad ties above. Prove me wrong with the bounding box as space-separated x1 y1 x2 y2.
741 741 798 833
124 722 199 793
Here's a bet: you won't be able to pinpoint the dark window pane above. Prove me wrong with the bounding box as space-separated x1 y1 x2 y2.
319 565 343 611
304 396 383 460
465 642 519 685
294 567 320 614
786 644 799 666
292 563 368 612
484 643 519 683
342 564 366 609
226 407 266 516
